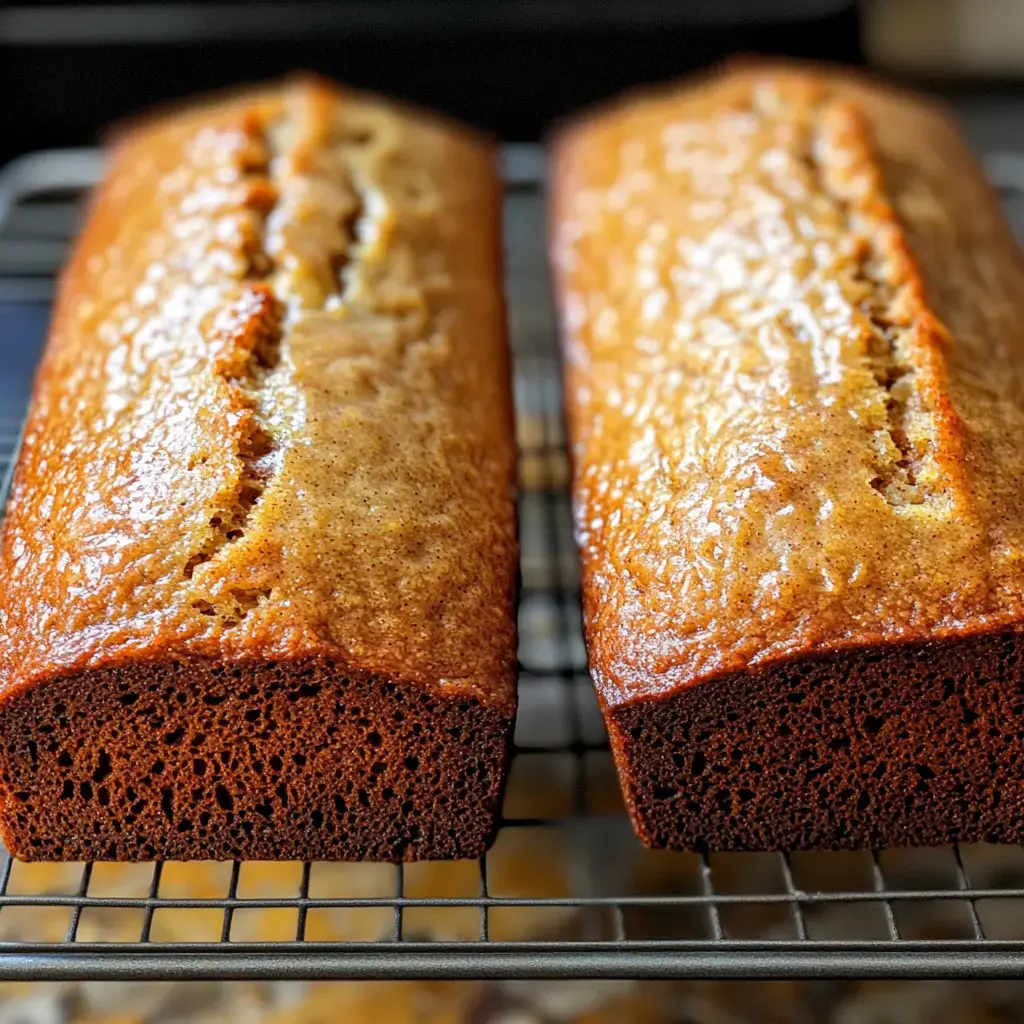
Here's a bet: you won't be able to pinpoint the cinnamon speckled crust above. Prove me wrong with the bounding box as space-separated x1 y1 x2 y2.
551 62 1024 850
0 77 517 861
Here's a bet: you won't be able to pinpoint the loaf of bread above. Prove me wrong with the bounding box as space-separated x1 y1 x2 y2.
0 77 517 861
551 62 1024 850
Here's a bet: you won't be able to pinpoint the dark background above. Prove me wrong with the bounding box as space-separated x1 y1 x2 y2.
0 0 862 162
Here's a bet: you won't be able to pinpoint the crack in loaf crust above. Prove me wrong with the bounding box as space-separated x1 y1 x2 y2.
551 61 1024 850
0 77 517 861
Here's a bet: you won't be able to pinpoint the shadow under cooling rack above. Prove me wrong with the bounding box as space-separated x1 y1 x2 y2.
1 147 1024 980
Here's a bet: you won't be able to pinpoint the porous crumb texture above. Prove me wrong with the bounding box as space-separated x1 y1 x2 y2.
0 660 510 861
612 631 1024 850
551 61 1024 849
0 77 517 860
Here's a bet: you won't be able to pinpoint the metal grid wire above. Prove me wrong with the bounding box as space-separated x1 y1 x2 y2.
0 147 1023 980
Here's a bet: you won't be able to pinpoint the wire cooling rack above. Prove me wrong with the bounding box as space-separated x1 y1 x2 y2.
1 147 1024 981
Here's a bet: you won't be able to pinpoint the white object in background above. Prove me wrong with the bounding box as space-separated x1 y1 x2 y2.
865 0 1024 76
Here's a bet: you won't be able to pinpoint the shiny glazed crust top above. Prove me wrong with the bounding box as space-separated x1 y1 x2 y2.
552 63 1024 708
0 78 516 706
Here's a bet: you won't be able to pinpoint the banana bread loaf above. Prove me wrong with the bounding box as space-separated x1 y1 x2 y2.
0 77 517 861
551 62 1024 850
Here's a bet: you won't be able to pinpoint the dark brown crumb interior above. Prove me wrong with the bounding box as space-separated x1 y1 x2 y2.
0 658 513 862
610 630 1024 851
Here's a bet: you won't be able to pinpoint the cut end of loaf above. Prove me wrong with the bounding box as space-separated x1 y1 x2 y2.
609 629 1024 851
0 658 514 861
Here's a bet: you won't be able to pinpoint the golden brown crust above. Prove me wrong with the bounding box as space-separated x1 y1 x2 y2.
552 62 1024 849
0 78 516 860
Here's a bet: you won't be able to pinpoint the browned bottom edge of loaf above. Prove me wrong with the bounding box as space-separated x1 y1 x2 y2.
0 658 514 861
607 629 1024 851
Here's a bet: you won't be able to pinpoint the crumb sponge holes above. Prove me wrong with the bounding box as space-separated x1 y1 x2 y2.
0 658 510 861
